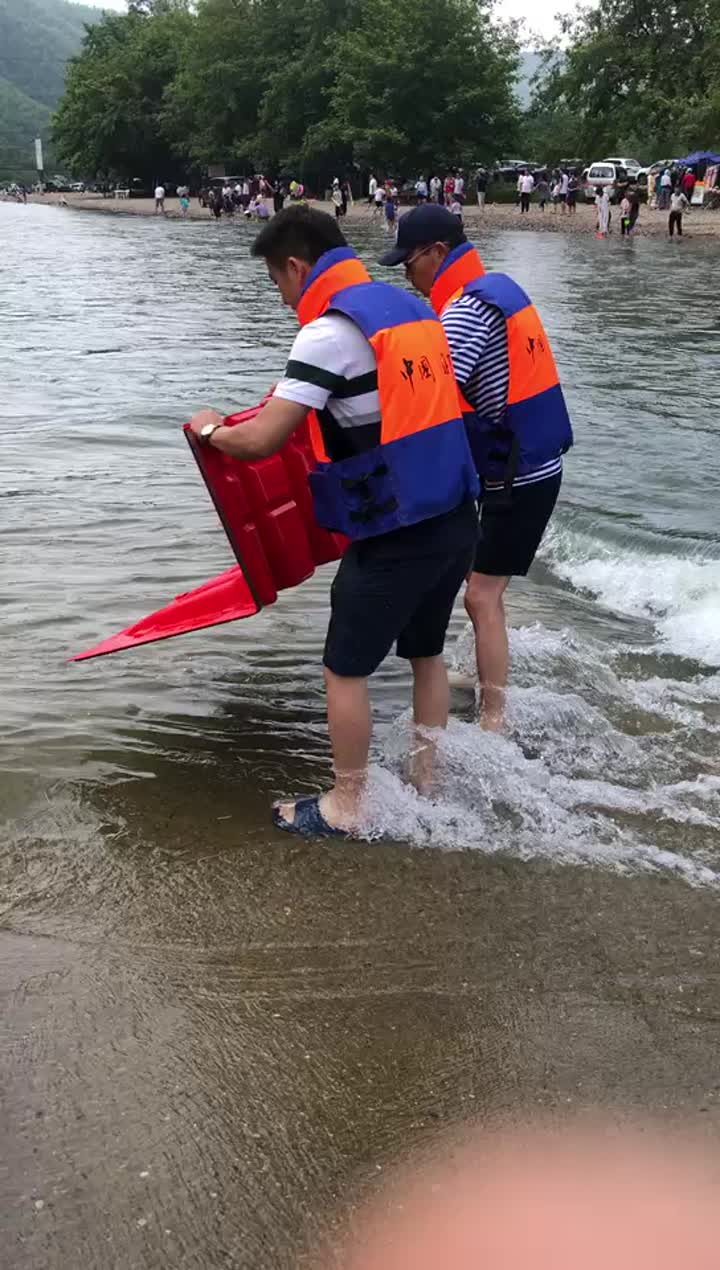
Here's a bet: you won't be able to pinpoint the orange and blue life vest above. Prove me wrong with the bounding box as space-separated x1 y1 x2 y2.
296 246 479 540
430 242 573 483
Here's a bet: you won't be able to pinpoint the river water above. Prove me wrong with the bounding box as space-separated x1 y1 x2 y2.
2 203 720 1267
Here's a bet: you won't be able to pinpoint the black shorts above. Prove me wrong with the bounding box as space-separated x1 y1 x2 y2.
324 500 477 678
473 473 561 577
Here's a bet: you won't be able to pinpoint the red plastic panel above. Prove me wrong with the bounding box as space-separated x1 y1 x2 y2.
71 400 347 661
72 566 258 661
184 402 347 604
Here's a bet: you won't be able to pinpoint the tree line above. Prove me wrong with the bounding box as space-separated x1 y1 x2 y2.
53 0 520 187
53 0 720 188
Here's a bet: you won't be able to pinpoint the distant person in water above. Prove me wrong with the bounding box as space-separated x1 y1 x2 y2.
187 206 478 836
668 188 689 237
596 185 611 236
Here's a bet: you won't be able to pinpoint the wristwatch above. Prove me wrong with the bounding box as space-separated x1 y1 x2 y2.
199 421 223 445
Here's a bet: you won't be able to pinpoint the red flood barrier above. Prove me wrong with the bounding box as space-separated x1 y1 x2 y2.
71 401 347 661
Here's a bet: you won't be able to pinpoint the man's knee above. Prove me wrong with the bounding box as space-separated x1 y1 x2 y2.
464 575 507 623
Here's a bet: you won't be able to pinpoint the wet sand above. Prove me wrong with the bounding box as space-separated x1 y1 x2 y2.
26 191 720 238
5 778 720 1268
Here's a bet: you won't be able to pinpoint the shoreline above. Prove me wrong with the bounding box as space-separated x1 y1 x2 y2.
19 191 720 238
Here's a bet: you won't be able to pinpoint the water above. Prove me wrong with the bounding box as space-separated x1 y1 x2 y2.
3 203 720 1267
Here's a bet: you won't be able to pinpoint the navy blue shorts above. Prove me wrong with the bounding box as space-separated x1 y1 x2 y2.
323 500 477 678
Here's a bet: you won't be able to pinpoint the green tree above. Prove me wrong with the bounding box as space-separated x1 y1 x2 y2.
53 3 194 182
305 0 519 175
162 0 360 175
533 0 720 160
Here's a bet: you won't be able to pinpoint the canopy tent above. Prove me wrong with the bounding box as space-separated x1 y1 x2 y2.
674 150 720 167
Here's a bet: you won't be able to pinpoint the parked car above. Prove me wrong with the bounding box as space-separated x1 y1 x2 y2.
601 156 642 175
584 161 628 202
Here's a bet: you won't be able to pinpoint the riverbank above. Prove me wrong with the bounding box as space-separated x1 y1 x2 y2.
23 190 720 238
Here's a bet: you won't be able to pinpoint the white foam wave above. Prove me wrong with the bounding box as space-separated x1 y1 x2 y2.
356 718 720 887
541 524 720 667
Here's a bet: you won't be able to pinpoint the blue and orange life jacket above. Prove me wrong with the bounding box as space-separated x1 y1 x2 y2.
296 246 479 540
430 242 573 483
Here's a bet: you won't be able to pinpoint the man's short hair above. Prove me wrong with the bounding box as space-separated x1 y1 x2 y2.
251 205 346 268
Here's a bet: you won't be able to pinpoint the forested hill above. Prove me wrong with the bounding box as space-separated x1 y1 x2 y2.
0 0 101 180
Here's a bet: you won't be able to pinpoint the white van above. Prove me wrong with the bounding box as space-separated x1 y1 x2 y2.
602 156 641 175
584 161 628 201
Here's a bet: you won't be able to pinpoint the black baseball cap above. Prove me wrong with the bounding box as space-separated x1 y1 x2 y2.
378 204 466 266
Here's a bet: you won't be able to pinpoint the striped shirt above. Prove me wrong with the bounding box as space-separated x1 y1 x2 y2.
441 293 562 488
273 313 381 460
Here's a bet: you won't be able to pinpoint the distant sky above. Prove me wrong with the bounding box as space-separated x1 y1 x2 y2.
499 0 563 43
83 0 564 42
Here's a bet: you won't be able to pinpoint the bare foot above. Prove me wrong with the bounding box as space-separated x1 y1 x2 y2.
480 711 506 734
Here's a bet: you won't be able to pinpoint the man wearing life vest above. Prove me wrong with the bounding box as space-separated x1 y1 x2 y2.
188 206 479 837
380 205 573 731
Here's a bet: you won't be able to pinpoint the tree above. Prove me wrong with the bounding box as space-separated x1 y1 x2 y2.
305 0 519 175
53 4 194 182
532 0 720 160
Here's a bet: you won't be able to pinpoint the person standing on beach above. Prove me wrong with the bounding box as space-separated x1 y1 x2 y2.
559 169 569 213
454 171 465 204
341 179 352 216
187 206 479 835
566 172 579 212
154 183 165 214
384 182 398 232
415 175 428 203
430 174 442 204
669 188 689 237
331 178 344 218
475 168 488 208
647 170 657 208
659 167 672 210
444 171 456 206
517 170 534 213
380 205 572 731
550 175 562 212
368 173 377 205
619 190 631 236
535 173 550 211
682 168 697 203
648 169 659 208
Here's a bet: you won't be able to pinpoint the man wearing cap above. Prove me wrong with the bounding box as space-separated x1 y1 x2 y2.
380 205 573 730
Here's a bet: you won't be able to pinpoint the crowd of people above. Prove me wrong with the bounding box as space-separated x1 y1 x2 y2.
514 168 582 213
196 175 289 219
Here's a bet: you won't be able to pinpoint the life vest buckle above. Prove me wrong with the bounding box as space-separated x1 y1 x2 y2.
340 462 389 494
349 496 398 525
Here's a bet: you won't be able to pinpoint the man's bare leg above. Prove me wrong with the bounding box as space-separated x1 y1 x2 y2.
464 573 511 730
409 655 450 793
277 668 371 830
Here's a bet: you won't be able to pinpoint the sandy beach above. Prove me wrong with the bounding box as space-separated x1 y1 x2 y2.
24 190 720 238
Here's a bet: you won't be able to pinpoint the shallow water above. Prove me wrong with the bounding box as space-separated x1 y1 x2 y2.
2 203 720 1267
